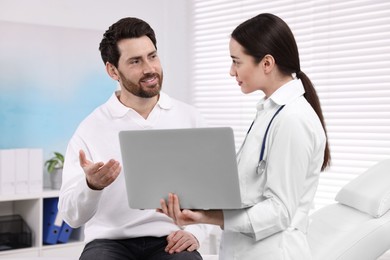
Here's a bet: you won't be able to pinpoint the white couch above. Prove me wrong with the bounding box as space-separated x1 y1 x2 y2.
308 159 390 260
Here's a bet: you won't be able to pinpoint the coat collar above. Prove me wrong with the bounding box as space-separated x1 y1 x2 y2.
257 79 305 111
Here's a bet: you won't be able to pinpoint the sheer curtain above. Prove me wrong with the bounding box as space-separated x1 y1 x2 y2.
190 0 390 210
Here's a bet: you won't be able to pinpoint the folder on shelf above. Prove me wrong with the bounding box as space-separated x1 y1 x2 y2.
43 197 63 245
57 221 73 243
0 149 16 195
15 148 29 194
28 148 43 193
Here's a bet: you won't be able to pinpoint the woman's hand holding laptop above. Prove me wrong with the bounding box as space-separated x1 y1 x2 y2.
158 193 225 229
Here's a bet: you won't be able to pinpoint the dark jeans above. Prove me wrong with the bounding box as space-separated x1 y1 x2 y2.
79 236 203 260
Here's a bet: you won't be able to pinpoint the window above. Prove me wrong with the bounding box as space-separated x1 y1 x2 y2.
190 0 390 210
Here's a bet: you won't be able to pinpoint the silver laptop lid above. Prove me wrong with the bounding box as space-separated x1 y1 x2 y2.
119 127 242 210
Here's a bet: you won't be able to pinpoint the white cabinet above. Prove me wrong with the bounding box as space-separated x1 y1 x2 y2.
0 190 84 257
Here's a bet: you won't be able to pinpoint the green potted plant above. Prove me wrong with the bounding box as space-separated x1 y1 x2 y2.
45 152 64 190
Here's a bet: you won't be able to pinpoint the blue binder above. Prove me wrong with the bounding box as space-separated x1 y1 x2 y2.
57 221 73 243
43 198 62 245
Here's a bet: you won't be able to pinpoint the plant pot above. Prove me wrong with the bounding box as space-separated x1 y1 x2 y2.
50 168 63 190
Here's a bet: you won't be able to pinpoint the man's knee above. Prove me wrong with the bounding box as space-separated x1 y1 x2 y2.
79 239 130 260
170 250 203 260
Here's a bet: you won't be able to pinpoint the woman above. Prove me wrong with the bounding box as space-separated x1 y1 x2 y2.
160 13 330 259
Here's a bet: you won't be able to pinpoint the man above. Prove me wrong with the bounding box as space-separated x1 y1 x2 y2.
58 17 209 260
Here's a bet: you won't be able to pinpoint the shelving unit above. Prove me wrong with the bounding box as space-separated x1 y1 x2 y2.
0 189 84 257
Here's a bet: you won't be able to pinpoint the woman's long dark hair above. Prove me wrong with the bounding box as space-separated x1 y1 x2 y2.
231 13 330 171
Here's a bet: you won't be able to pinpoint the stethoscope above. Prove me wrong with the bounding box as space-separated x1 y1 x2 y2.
246 105 285 174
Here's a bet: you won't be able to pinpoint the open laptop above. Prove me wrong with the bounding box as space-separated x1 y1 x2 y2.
119 127 242 210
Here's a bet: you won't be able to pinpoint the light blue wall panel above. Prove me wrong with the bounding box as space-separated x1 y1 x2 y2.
0 21 116 158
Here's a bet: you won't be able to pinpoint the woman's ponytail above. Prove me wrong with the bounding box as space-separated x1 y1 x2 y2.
298 71 331 171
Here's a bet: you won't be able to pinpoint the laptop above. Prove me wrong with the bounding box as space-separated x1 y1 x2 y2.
119 127 242 210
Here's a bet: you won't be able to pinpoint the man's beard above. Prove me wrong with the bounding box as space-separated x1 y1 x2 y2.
119 70 163 98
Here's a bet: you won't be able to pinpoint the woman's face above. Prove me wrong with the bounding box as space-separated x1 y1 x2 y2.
229 38 264 94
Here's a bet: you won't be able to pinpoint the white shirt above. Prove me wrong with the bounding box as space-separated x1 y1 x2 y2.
58 91 211 244
220 79 326 259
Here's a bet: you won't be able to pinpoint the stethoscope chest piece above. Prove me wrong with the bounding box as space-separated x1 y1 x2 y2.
257 160 266 174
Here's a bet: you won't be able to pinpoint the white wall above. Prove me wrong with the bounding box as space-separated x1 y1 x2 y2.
0 0 192 103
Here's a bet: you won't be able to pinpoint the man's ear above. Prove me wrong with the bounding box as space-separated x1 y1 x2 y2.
106 62 119 81
262 54 275 74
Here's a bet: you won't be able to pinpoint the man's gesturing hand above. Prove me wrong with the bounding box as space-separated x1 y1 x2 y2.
79 149 121 190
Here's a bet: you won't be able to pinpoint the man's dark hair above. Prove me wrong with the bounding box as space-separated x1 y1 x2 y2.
99 17 157 67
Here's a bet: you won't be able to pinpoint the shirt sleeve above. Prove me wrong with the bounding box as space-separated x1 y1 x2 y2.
58 132 102 228
224 113 318 241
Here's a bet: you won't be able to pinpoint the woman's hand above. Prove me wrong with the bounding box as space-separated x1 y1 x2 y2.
159 193 203 226
158 193 224 228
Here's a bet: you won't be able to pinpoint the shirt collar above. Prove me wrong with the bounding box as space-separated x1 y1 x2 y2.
257 79 305 111
107 91 173 118
157 91 173 110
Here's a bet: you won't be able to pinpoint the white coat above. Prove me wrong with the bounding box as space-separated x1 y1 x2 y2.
219 79 326 259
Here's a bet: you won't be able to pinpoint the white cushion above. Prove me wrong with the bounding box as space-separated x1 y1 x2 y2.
335 159 390 218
